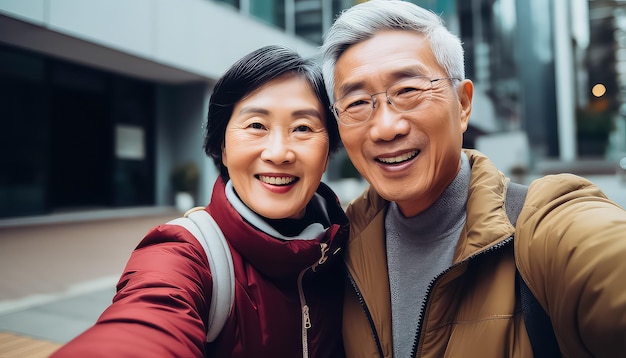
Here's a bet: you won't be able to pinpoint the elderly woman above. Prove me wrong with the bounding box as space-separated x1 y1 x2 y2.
52 45 348 358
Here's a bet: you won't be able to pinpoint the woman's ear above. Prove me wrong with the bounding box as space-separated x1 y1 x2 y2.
221 142 227 168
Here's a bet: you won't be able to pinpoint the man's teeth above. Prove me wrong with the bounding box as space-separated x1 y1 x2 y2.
378 150 418 164
259 175 296 185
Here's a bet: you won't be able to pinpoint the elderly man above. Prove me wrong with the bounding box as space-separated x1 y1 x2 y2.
321 1 626 357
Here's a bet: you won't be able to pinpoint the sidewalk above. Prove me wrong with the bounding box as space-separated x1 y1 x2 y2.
0 332 63 358
0 207 180 355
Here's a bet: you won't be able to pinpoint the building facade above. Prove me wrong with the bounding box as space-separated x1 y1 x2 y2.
1 0 624 219
0 0 327 218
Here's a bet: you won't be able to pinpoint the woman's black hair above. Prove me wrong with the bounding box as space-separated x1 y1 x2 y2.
203 45 340 182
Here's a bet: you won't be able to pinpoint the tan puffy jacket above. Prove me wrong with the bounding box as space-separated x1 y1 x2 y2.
342 149 626 357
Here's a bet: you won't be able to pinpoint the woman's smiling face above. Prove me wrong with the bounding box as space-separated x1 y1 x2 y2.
222 74 330 219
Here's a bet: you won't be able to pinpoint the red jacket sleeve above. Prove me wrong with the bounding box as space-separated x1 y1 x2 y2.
51 224 212 357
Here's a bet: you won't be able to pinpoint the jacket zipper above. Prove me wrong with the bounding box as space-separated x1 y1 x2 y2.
410 237 513 357
298 242 331 358
347 270 385 357
298 268 311 358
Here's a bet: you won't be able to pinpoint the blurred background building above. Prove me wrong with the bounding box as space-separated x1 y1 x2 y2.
1 0 625 219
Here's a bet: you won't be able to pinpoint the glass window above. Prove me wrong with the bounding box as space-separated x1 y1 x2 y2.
251 0 286 29
214 0 240 10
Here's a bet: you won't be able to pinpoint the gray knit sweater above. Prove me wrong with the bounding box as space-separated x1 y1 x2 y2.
385 152 470 358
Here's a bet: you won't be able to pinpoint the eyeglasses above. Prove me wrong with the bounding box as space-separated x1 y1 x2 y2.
330 76 460 126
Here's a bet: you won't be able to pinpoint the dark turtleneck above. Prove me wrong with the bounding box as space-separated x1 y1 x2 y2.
263 200 329 237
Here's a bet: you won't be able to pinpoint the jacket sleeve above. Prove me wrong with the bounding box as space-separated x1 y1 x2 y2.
516 174 626 357
51 224 212 358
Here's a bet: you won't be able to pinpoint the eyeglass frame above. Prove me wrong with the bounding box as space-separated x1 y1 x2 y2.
330 76 461 126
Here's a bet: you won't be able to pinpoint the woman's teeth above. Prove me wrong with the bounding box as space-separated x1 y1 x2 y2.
258 175 296 185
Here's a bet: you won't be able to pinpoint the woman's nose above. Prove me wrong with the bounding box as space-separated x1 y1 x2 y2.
260 132 296 164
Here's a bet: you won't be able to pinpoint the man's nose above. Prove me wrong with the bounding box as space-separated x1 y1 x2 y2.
369 97 410 142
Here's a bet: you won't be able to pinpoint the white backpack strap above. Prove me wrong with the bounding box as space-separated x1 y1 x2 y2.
167 207 235 342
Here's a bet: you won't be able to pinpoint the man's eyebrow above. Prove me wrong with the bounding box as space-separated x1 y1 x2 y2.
336 67 429 97
394 67 428 79
336 81 366 98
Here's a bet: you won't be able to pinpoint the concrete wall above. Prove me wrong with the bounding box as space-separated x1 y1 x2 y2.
0 0 319 83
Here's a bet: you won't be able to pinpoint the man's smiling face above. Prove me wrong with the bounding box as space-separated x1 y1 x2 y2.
333 30 473 216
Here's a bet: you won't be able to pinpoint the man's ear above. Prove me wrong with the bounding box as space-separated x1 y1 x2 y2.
457 79 473 133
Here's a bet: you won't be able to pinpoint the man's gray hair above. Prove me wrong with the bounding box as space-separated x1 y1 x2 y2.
320 0 465 101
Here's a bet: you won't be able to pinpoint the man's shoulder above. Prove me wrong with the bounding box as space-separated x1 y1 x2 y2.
526 173 605 206
531 172 592 186
515 173 615 241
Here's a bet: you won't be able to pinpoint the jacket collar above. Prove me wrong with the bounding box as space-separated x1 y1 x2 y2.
224 180 328 241
457 149 516 262
208 178 349 279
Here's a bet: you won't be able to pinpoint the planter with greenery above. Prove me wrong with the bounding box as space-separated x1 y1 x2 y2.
576 107 615 157
171 162 199 212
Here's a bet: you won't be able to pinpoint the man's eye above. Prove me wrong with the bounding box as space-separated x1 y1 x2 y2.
396 86 421 95
345 97 371 109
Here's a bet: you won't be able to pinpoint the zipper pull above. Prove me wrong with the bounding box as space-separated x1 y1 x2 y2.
303 304 312 329
317 242 329 265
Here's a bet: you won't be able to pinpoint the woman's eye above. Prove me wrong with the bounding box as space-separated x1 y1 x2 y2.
248 122 266 130
294 125 312 132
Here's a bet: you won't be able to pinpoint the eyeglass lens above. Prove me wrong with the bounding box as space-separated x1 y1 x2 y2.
333 76 435 125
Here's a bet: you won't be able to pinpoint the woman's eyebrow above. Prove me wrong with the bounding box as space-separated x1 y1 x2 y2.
238 107 321 119
238 107 269 116
292 109 322 119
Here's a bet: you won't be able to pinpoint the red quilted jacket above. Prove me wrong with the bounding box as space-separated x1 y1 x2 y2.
52 178 349 357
